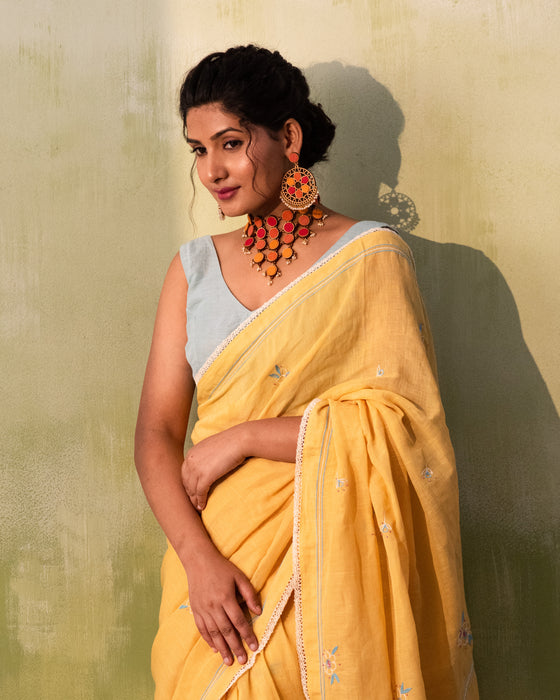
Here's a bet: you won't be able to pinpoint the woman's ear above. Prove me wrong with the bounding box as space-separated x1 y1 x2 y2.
281 118 303 159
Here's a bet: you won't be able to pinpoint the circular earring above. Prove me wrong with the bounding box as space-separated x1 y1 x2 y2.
280 153 319 210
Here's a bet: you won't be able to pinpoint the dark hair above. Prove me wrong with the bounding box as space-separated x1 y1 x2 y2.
179 45 335 168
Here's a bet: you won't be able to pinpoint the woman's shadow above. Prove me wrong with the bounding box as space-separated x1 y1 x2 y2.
307 62 560 699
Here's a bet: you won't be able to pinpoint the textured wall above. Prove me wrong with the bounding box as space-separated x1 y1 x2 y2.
1 1 558 698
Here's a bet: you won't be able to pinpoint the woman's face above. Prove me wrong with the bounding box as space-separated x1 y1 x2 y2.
185 103 288 217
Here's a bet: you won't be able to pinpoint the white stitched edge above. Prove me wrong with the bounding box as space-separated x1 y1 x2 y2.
217 576 295 698
292 398 320 700
462 659 475 700
194 226 408 384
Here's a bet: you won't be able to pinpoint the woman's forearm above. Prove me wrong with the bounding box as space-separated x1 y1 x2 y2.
134 427 216 568
237 416 302 463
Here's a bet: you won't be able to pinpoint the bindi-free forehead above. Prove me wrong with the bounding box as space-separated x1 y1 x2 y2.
185 103 246 144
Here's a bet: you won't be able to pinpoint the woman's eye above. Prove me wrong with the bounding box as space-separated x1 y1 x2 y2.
190 146 206 156
224 139 242 150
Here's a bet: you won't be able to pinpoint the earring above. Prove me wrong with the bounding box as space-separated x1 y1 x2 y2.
218 205 225 221
280 153 319 210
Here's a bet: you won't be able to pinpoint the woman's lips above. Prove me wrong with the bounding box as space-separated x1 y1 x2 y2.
216 187 239 201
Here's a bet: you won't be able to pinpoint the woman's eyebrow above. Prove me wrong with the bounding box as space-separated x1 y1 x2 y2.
186 127 245 144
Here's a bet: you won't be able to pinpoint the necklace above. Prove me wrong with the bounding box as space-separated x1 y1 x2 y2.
242 203 326 284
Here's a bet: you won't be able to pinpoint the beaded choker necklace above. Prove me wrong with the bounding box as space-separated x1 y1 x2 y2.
242 204 326 284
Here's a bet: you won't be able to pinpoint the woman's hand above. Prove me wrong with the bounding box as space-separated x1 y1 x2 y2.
182 425 246 511
186 547 261 666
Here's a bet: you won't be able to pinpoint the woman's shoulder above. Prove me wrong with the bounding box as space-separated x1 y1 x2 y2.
350 221 413 259
178 234 218 284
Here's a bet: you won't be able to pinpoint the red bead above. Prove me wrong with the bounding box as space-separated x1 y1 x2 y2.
256 227 266 238
266 215 277 227
288 186 296 195
298 228 309 237
244 237 254 247
283 221 295 233
301 176 309 184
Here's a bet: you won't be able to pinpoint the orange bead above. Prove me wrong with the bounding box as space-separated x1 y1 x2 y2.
286 177 296 187
288 153 299 163
267 251 278 262
266 264 278 276
253 252 264 264
312 208 323 219
282 233 294 244
254 217 263 227
301 184 310 193
281 209 294 221
269 227 279 238
298 214 310 226
282 248 293 258
269 239 279 250
256 239 266 250
294 172 302 182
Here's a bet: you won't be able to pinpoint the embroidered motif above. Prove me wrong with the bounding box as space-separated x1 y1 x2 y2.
421 466 433 481
457 612 473 647
335 476 348 492
322 645 340 684
269 364 290 385
380 518 393 537
394 682 413 699
376 364 384 377
179 602 191 612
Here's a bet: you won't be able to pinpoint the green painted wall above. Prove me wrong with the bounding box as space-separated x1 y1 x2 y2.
1 1 558 697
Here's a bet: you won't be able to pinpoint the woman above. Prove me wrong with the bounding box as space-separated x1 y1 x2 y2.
135 45 478 699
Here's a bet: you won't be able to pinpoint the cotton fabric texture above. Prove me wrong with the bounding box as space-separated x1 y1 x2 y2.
152 227 478 699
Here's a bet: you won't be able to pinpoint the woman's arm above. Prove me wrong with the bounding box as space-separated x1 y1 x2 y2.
134 254 260 666
182 417 302 511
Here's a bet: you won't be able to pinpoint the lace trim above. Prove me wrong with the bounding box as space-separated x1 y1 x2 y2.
218 576 296 698
292 398 320 700
194 226 405 384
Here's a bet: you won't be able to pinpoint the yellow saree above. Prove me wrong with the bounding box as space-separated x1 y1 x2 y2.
152 227 478 699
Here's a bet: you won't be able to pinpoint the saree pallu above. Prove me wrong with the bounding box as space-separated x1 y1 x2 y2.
152 228 478 699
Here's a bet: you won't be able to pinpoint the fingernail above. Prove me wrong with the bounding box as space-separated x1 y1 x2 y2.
237 655 246 664
224 656 232 665
249 641 258 651
256 606 262 615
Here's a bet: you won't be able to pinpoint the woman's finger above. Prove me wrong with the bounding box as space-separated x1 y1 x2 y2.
192 612 217 653
235 572 262 618
196 486 208 511
205 618 234 666
223 600 259 654
213 609 248 665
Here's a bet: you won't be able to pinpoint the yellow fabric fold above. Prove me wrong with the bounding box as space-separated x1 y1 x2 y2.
152 228 478 699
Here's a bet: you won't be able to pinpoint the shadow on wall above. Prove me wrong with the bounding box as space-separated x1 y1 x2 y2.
306 62 560 699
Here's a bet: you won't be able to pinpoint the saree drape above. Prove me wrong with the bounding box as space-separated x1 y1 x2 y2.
152 228 478 699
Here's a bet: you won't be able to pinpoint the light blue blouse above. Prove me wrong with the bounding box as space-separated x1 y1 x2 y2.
179 220 388 378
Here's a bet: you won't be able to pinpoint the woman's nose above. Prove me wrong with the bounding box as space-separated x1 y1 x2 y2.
204 152 227 183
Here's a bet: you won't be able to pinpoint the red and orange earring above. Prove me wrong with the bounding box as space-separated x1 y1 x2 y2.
280 153 319 210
